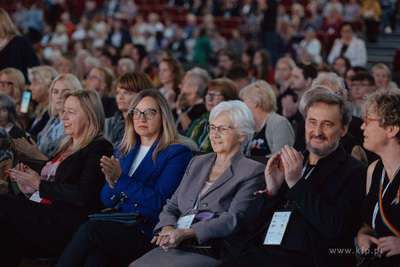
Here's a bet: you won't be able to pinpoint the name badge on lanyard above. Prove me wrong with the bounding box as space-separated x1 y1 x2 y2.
263 210 292 245
176 214 196 229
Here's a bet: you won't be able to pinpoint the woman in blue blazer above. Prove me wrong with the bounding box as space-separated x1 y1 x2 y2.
56 89 192 267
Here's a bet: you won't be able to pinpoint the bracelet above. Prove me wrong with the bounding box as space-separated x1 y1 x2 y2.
176 109 183 115
253 186 274 197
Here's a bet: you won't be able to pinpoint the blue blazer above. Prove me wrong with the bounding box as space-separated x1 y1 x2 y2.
100 139 192 238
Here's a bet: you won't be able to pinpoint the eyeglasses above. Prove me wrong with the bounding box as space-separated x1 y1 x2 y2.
364 116 379 126
86 75 101 81
206 124 235 134
206 92 223 99
129 109 157 120
350 83 370 87
0 81 13 86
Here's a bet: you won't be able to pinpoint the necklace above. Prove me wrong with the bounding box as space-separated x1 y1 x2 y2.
0 38 8 49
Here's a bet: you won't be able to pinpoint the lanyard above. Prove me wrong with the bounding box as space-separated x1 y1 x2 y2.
301 159 315 180
372 165 400 236
193 181 213 211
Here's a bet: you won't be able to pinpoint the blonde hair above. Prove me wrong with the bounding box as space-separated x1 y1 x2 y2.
372 63 392 87
240 80 277 112
0 67 25 103
28 66 58 115
0 8 19 38
55 89 105 156
117 89 181 163
48 74 83 117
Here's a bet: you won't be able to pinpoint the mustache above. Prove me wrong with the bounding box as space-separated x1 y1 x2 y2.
309 134 327 141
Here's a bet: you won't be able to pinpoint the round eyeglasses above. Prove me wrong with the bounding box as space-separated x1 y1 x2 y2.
129 109 157 120
206 125 235 135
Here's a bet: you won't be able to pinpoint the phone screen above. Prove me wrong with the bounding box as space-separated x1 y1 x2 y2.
20 91 31 113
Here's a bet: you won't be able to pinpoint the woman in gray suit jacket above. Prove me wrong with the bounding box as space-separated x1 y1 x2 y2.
131 100 265 267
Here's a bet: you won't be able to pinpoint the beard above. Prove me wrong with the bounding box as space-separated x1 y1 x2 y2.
306 134 341 157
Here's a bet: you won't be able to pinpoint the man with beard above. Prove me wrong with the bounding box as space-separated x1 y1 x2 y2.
220 92 366 266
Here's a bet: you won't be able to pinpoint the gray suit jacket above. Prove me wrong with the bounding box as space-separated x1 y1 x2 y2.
154 151 265 254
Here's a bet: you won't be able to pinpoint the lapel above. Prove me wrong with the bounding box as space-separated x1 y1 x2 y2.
200 151 244 199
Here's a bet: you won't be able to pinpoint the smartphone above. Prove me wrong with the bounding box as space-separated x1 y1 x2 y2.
20 91 31 113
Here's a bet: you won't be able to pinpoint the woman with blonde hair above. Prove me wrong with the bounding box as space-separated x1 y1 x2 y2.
27 66 58 136
56 89 192 267
2 90 114 266
0 67 25 105
372 63 398 91
0 8 40 80
240 80 294 157
15 74 82 160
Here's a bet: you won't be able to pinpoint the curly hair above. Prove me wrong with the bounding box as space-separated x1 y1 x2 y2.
362 89 400 143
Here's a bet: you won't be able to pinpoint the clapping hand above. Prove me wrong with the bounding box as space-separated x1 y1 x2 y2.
100 156 122 189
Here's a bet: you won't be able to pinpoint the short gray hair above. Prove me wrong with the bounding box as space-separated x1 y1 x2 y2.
186 67 210 97
304 92 352 127
299 85 333 116
210 100 255 149
312 72 348 99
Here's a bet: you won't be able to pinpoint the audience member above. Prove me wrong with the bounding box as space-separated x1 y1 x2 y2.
310 75 367 162
132 100 265 266
343 0 361 21
221 92 366 266
56 89 192 267
191 27 214 65
251 49 275 85
27 66 58 136
359 0 382 43
371 63 398 90
332 56 351 78
158 57 184 110
186 78 237 152
358 89 400 266
297 28 323 65
240 80 294 158
212 49 236 78
345 66 368 90
85 66 118 118
0 68 25 106
175 68 209 134
15 74 82 160
275 57 296 95
0 8 40 81
2 89 114 265
104 71 153 146
328 21 367 67
0 93 27 139
348 71 376 119
226 65 253 96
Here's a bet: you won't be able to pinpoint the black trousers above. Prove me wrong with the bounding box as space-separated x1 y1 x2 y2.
0 194 74 267
56 220 155 267
219 245 314 267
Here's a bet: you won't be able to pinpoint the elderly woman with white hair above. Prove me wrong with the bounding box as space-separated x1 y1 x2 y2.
131 100 265 267
240 80 294 158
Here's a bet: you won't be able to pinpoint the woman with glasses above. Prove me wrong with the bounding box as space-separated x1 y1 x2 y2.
104 71 153 146
56 89 192 267
0 68 25 106
357 89 400 266
186 78 237 152
131 100 265 267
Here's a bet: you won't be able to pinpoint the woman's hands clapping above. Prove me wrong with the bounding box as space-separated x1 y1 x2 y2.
7 162 42 195
100 156 122 189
